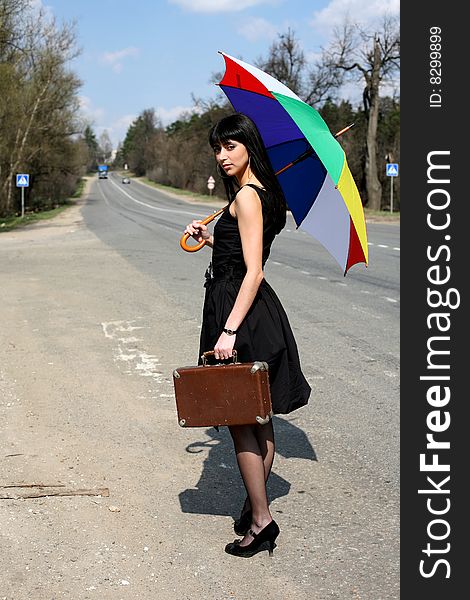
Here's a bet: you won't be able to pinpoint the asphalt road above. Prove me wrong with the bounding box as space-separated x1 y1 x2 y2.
1 174 399 599
87 173 400 481
88 172 400 583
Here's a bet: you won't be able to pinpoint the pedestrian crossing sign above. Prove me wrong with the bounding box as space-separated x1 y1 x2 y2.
16 174 29 187
386 163 399 177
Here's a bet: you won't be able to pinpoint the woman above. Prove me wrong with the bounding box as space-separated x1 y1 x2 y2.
184 113 311 558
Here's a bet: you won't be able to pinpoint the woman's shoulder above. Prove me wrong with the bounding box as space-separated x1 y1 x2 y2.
244 183 267 195
233 184 263 205
231 184 276 225
234 183 267 204
231 185 261 217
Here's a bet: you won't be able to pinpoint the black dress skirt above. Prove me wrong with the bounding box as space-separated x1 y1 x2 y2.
198 185 311 415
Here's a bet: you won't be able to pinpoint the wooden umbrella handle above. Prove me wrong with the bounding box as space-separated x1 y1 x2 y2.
180 206 226 252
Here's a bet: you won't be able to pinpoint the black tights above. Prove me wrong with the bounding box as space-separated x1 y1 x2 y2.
228 420 275 527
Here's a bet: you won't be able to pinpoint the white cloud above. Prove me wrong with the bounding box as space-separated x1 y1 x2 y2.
155 105 195 125
237 17 278 42
113 114 137 130
97 114 137 148
98 108 195 148
311 0 399 30
100 47 139 74
168 0 275 13
78 96 105 122
78 97 129 149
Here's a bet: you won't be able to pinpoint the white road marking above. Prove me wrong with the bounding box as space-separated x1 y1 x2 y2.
98 181 401 311
367 241 400 252
102 321 144 338
101 319 165 383
351 305 382 319
106 177 208 219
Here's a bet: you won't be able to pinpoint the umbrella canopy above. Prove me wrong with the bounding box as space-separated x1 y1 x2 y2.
218 51 368 275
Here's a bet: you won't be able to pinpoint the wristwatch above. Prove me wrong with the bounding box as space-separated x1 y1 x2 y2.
223 328 238 336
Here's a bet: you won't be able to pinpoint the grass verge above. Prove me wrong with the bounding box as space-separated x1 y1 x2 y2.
0 178 87 233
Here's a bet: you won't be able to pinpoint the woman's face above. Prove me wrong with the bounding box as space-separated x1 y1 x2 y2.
213 139 249 180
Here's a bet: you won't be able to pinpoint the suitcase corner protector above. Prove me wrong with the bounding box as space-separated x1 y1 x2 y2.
173 369 181 379
251 361 269 374
255 411 273 425
178 418 187 427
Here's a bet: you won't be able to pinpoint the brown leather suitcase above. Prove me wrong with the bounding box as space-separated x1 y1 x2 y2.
173 351 273 427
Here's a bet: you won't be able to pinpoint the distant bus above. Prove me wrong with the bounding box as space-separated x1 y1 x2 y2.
98 165 108 179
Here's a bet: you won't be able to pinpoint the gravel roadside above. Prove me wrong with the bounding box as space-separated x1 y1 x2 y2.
0 184 314 600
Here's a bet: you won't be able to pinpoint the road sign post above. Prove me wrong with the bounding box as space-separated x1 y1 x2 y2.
386 163 399 213
16 174 29 217
207 175 215 196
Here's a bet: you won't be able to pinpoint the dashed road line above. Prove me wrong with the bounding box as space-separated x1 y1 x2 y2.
368 241 400 252
269 261 399 306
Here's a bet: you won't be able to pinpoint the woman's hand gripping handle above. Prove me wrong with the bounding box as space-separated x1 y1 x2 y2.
180 207 225 252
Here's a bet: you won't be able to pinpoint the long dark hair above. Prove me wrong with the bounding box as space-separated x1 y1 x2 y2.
209 113 287 234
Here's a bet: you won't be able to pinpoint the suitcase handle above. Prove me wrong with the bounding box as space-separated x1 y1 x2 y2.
201 350 237 366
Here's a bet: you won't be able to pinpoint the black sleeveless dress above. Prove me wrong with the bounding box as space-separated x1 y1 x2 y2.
198 184 311 415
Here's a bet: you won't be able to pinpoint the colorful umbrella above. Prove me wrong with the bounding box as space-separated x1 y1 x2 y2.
217 51 368 275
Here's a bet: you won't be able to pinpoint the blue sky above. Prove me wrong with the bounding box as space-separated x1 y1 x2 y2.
43 0 399 148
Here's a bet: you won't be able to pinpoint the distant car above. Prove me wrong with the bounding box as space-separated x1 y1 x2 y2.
122 177 130 184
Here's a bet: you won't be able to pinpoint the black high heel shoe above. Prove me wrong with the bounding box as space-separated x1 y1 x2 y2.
225 520 280 558
234 509 252 536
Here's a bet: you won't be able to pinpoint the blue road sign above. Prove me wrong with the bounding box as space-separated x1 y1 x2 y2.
16 174 29 187
386 163 399 177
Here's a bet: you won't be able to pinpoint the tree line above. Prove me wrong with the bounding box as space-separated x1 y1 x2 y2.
117 20 400 211
1 2 399 218
0 0 104 218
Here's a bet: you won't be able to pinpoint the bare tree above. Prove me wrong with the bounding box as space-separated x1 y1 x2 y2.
319 16 400 209
98 130 113 163
253 28 343 106
255 28 305 97
304 60 344 106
